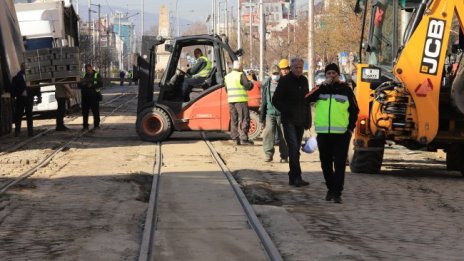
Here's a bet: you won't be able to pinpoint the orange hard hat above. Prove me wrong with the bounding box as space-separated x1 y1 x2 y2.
278 59 290 69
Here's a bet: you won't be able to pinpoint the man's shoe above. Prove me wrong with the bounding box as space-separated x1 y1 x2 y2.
56 126 70 131
81 126 89 131
264 156 272 162
28 132 34 137
14 131 20 137
234 139 241 146
241 139 254 145
294 179 309 187
93 126 100 130
280 158 288 163
333 196 343 204
325 192 334 201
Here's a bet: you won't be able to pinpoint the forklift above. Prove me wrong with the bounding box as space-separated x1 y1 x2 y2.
136 34 263 142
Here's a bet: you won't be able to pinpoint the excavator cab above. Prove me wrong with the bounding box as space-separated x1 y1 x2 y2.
351 0 464 175
136 34 262 142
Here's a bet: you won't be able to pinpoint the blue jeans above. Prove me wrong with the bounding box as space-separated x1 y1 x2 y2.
282 123 305 182
262 115 288 160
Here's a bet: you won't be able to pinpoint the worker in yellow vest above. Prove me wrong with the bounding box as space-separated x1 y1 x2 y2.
224 60 254 145
182 48 212 102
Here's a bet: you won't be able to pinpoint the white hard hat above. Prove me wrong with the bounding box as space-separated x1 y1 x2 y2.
233 60 241 70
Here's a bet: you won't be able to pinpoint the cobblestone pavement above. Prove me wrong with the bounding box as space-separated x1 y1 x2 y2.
210 135 464 261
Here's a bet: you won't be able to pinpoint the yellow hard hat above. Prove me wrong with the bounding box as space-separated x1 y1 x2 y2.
278 59 290 69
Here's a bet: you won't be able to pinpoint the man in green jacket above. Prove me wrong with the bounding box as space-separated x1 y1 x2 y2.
305 63 359 203
259 65 288 162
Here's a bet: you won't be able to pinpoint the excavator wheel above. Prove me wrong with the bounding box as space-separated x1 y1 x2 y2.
248 110 263 140
136 107 173 142
349 146 384 174
445 144 464 176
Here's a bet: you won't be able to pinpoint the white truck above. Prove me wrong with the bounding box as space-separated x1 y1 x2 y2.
15 0 80 112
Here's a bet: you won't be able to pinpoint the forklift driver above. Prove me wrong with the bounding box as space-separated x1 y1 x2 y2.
181 48 212 102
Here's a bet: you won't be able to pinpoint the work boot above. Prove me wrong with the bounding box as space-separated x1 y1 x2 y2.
325 191 334 201
233 139 241 146
280 158 288 163
333 196 343 204
264 156 272 162
294 179 309 187
241 139 254 145
56 126 70 131
81 126 89 131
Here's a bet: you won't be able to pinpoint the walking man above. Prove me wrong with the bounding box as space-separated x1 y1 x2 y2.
80 64 102 131
259 65 288 162
225 60 254 145
12 63 35 137
305 63 359 203
272 58 311 187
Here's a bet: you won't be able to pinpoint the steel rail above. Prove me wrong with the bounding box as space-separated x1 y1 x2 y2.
0 94 138 195
138 133 282 261
0 92 128 156
138 142 162 261
202 132 283 261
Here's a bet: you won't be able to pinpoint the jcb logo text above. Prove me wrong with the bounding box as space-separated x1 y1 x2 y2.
420 19 446 75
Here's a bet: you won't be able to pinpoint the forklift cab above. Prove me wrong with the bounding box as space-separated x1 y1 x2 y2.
158 35 237 110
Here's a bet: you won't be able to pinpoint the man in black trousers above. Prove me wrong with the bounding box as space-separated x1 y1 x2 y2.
305 63 359 203
272 58 311 187
12 63 35 137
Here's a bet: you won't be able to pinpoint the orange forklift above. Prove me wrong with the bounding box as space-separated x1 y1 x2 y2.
135 34 262 142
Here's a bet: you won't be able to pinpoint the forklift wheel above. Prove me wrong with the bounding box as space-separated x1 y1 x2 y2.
136 107 173 142
248 110 263 140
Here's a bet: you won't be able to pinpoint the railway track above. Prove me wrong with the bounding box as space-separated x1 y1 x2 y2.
138 132 282 261
0 90 138 194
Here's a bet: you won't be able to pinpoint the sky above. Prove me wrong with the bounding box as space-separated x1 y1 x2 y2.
73 0 316 34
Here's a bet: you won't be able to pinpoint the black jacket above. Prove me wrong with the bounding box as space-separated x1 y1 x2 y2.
272 72 311 128
305 81 359 132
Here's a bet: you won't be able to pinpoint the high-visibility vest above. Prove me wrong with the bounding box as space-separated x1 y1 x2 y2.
83 71 101 92
195 56 212 78
314 93 350 134
225 71 248 103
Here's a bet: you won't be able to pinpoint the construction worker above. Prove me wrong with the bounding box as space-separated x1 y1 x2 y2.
182 48 212 102
278 59 290 76
224 60 254 145
305 63 359 203
259 65 288 162
80 64 102 131
55 83 74 131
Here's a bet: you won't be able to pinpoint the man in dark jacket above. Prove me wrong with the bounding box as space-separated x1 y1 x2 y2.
12 63 35 137
80 64 102 131
305 63 359 203
272 58 311 187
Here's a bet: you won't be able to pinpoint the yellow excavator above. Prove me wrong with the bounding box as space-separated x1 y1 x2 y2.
351 0 464 175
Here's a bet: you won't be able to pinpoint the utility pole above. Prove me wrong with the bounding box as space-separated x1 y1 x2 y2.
308 0 315 90
225 0 228 36
88 0 91 63
259 0 264 80
141 0 144 37
212 0 215 34
237 0 241 61
176 0 180 36
249 0 253 68
119 12 122 71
